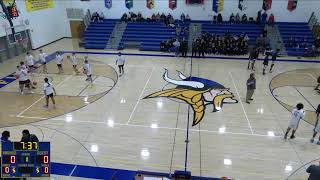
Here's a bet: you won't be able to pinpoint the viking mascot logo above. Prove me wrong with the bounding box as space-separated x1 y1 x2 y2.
144 70 238 126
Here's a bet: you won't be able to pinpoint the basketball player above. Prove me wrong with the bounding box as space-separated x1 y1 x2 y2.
25 52 35 71
310 104 320 144
269 49 280 73
315 76 320 91
43 77 56 109
262 54 269 75
16 65 32 94
284 103 305 139
247 47 259 70
39 49 47 73
70 53 79 73
83 58 93 83
116 52 125 76
56 52 64 74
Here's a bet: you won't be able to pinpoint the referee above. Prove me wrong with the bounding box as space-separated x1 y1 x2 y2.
116 52 126 76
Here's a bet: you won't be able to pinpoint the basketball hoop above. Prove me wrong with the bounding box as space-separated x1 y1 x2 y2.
17 38 28 52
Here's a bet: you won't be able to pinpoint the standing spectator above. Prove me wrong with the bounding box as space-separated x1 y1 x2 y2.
199 39 205 57
310 104 320 144
186 14 191 22
217 13 223 23
261 11 268 25
181 13 186 22
315 76 320 90
21 130 39 142
256 10 262 24
1 131 10 142
306 161 320 180
229 13 235 24
116 52 126 76
192 39 197 57
268 13 275 27
181 38 188 57
246 73 256 104
235 13 240 24
173 39 181 57
242 14 248 23
269 49 279 72
284 103 305 139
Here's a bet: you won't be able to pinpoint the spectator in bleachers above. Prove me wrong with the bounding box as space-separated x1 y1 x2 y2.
186 14 191 22
160 41 166 52
212 15 217 24
99 12 105 21
160 13 166 21
137 12 144 22
235 13 241 24
21 129 39 142
287 36 296 48
121 13 128 22
315 37 320 48
176 25 182 36
91 12 102 22
242 14 248 23
261 11 268 25
256 10 262 24
173 39 181 57
229 13 235 24
268 13 275 27
169 16 175 27
1 131 11 142
192 39 197 57
131 12 137 22
256 34 267 50
217 13 223 23
180 38 188 57
181 13 186 22
151 13 156 22
156 13 161 22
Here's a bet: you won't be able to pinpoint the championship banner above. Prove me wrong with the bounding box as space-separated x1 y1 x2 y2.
238 0 248 11
25 0 54 12
262 0 272 10
169 0 177 10
125 0 133 9
3 0 19 18
105 0 112 9
287 0 298 11
147 0 154 9
212 0 224 13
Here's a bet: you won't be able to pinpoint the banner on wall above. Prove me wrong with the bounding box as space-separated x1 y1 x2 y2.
105 0 112 9
125 0 133 9
25 0 54 12
287 0 298 11
169 0 177 10
262 0 272 10
3 0 19 18
238 0 248 11
212 0 224 13
147 0 154 9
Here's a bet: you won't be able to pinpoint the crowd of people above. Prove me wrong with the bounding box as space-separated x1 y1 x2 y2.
160 38 188 57
212 11 275 25
1 129 39 143
91 12 104 22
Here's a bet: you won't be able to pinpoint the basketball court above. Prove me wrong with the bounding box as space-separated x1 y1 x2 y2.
0 39 319 179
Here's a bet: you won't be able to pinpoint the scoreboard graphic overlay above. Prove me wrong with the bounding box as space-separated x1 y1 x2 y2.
1 142 50 178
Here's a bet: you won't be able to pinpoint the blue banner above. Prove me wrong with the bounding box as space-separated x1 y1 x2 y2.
105 0 112 9
212 0 224 13
125 0 133 9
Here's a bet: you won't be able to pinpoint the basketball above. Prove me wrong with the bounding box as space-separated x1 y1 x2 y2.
32 81 37 86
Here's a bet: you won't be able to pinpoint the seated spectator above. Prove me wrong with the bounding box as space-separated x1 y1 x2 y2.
256 10 262 24
186 14 191 22
181 13 186 22
160 41 166 52
99 12 105 21
242 14 248 23
167 13 172 20
131 12 137 22
160 13 166 21
1 131 11 142
137 12 144 22
235 13 240 24
151 13 156 22
176 25 182 36
213 15 217 24
91 12 101 22
230 13 235 24
261 11 268 24
21 129 39 142
315 37 320 48
217 13 223 23
156 13 161 22
268 13 275 26
169 16 175 27
288 36 296 48
121 13 128 22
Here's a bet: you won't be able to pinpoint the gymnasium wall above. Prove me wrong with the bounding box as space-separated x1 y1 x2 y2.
0 0 70 49
68 0 319 22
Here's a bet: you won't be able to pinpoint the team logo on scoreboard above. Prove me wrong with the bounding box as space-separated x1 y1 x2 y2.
144 70 238 126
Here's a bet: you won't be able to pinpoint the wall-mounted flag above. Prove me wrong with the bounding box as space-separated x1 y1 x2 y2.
238 0 248 11
147 0 154 9
287 0 298 11
125 0 133 9
212 0 224 13
105 0 112 9
262 0 272 10
169 0 177 10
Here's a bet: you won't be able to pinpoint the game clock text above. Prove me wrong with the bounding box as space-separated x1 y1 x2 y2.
1 142 50 178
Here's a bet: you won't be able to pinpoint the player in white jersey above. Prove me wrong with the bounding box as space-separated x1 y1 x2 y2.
25 52 35 72
56 52 64 74
83 58 93 83
39 49 47 73
116 52 125 76
16 65 32 94
284 103 305 139
69 53 79 73
310 104 320 144
43 77 56 109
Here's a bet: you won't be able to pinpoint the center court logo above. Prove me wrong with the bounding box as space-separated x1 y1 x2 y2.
143 69 238 126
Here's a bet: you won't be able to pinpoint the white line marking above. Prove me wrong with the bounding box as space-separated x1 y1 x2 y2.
16 75 73 117
69 165 77 176
126 67 155 125
229 72 254 134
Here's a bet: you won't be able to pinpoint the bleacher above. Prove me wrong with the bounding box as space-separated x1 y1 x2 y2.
200 21 264 45
277 22 314 56
83 19 118 49
120 21 189 51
